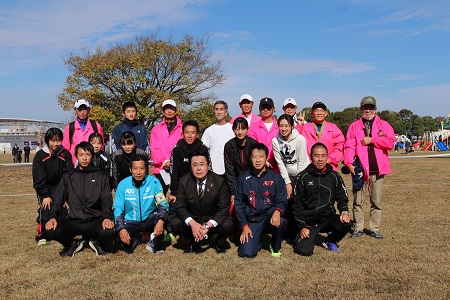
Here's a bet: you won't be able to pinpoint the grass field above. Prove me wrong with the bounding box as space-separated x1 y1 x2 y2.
0 152 448 299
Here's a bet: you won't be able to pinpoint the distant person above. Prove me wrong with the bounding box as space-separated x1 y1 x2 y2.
114 131 147 187
229 94 261 126
45 142 115 257
12 143 19 163
150 99 183 196
344 96 395 239
235 143 287 258
292 143 351 256
296 101 345 172
272 114 309 242
23 144 31 163
248 97 279 172
405 140 411 155
202 101 235 175
32 128 73 245
114 155 169 254
62 99 104 165
170 150 234 253
89 133 116 190
111 101 149 154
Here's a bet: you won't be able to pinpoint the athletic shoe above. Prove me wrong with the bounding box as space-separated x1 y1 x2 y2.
59 240 84 257
350 230 364 238
37 239 48 246
88 240 108 256
322 240 340 252
269 244 281 257
163 233 176 243
368 231 383 239
146 233 164 254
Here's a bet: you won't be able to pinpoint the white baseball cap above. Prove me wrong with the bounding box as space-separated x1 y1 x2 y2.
162 99 177 108
74 99 90 109
283 98 297 107
239 94 253 103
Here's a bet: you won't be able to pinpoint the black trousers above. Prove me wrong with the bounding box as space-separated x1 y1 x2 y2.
295 214 351 256
170 215 234 249
119 212 164 250
155 173 170 197
47 216 115 253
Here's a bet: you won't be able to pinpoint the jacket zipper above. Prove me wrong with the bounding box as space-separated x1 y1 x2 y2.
138 186 142 222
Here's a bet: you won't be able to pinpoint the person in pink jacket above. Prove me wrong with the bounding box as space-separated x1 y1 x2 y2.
248 97 279 173
295 101 344 171
150 99 183 196
229 94 262 126
62 99 104 165
344 96 395 240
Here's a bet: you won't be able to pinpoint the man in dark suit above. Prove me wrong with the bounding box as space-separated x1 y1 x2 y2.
170 150 234 253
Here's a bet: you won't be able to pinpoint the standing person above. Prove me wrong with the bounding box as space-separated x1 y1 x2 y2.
229 94 261 126
32 128 73 245
111 101 149 154
89 133 116 190
45 142 115 257
296 101 345 172
235 143 287 258
282 98 305 126
62 99 104 164
170 150 234 253
202 101 235 175
292 143 351 256
150 99 183 196
12 143 19 163
272 114 309 242
224 117 258 204
344 96 395 239
248 97 279 172
23 144 31 163
114 131 147 187
114 155 169 254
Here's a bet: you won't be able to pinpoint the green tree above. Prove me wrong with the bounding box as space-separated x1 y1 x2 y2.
178 102 216 135
328 107 360 136
58 33 225 133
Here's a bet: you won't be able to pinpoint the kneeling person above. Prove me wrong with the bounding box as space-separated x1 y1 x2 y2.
114 155 169 253
45 142 115 257
235 143 287 258
170 150 234 253
292 143 351 256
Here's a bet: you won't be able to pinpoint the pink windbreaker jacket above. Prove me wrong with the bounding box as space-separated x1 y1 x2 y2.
344 115 395 181
296 121 345 171
150 116 183 175
248 117 279 173
62 119 104 162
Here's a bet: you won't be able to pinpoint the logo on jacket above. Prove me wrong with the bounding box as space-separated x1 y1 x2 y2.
183 158 189 162
125 189 135 194
264 190 270 197
262 180 273 186
308 181 314 186
249 190 256 208
280 143 297 165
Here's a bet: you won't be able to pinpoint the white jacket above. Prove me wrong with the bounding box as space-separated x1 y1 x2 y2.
272 129 309 184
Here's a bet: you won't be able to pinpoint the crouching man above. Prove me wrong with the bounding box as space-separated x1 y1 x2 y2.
292 143 351 256
45 142 115 257
114 154 169 253
170 150 234 254
235 143 287 258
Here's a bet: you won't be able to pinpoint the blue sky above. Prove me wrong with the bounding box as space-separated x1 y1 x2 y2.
1 0 449 122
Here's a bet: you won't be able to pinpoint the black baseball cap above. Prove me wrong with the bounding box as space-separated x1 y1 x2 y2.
259 97 274 109
311 101 327 110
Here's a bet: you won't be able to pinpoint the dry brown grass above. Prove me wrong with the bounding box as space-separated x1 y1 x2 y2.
0 153 449 299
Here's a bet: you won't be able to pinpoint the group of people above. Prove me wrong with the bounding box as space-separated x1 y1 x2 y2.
11 143 31 163
32 94 395 258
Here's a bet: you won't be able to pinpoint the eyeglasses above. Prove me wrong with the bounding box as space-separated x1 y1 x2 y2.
361 105 376 110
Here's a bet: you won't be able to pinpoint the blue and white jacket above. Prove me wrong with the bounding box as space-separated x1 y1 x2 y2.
114 174 169 231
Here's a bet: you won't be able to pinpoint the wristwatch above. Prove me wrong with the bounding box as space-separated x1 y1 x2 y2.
341 211 349 215
204 223 211 230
